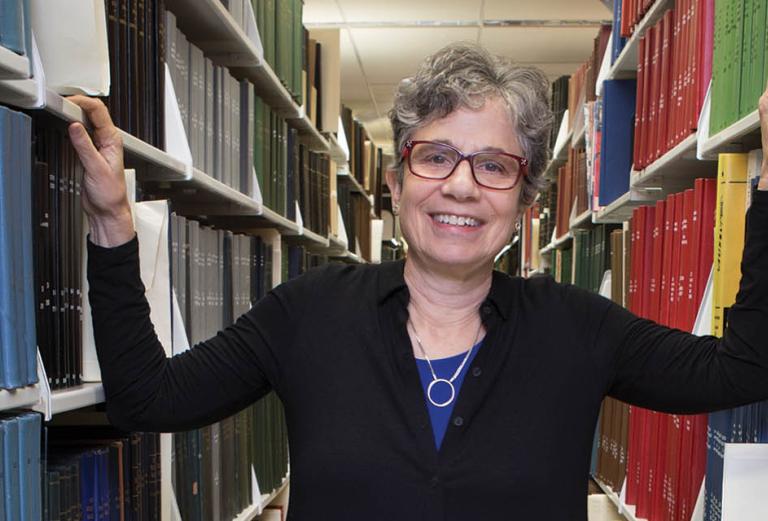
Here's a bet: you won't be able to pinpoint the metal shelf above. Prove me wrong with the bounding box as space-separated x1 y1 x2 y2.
593 187 664 224
593 478 646 521
0 384 41 414
327 132 348 164
631 133 715 191
570 209 594 229
0 46 30 79
231 476 289 521
50 383 105 416
604 0 674 81
698 109 762 159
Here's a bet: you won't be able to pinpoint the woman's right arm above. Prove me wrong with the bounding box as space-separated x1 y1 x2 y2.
70 96 297 432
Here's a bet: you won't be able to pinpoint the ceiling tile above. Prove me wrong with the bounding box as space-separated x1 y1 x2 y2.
479 26 602 63
483 0 611 21
335 0 482 23
303 0 343 24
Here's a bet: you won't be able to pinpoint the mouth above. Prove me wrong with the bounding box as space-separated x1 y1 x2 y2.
429 213 484 228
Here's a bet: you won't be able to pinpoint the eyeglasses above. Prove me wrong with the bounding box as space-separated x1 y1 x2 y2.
401 140 528 190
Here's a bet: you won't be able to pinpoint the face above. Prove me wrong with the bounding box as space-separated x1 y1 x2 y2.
386 97 524 274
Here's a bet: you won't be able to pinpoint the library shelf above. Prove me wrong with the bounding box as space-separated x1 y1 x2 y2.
572 121 586 149
593 188 662 224
50 383 106 416
0 384 41 415
631 134 715 190
539 242 555 256
231 476 290 521
327 132 348 163
698 109 761 159
0 45 30 80
570 208 594 229
593 478 646 521
283 227 331 250
604 0 673 81
551 231 573 249
337 168 373 203
43 91 190 182
165 0 329 149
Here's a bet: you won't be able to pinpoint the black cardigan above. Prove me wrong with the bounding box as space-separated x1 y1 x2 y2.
87 190 768 520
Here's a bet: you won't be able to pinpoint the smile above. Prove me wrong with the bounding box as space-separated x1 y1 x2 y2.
431 214 481 227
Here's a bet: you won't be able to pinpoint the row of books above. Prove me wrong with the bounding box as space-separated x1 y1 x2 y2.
104 0 166 149
537 183 558 250
304 30 325 131
165 11 253 196
549 76 569 149
255 0 304 102
572 224 620 294
172 394 288 521
633 1 712 170
0 0 32 58
340 105 385 206
0 411 42 521
710 0 767 135
32 118 84 391
44 427 160 521
338 182 373 262
0 106 37 390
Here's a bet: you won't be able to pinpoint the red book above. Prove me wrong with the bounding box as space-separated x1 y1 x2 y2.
697 179 717 302
699 0 715 111
660 413 682 521
676 414 695 521
556 166 566 238
640 27 653 169
689 415 709 517
678 189 695 331
625 211 640 505
687 0 699 134
657 11 673 159
659 194 676 326
678 0 691 144
637 409 657 519
647 25 661 166
641 206 656 320
648 200 666 322
669 192 684 329
621 0 632 38
668 5 682 151
634 35 646 171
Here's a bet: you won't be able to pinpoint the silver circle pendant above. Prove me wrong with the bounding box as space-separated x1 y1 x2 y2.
427 378 456 408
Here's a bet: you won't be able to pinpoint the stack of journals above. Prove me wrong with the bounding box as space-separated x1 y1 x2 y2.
255 0 305 102
45 427 160 521
104 0 165 149
31 118 84 391
0 412 42 521
710 0 768 135
633 1 713 170
0 0 32 59
0 106 37 390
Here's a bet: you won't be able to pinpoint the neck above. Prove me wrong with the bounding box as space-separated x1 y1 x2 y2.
404 253 492 339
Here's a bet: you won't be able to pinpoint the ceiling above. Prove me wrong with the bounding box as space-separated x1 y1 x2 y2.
303 0 612 153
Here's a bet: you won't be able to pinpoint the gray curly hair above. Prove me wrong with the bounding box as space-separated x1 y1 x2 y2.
389 42 553 207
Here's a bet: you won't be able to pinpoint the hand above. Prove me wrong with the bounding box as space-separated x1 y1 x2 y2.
67 95 135 247
759 81 768 190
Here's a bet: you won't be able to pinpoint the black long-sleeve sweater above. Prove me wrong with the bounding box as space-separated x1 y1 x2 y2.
87 190 768 520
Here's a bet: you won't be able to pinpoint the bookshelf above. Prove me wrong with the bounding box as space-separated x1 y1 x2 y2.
594 479 646 521
603 0 673 80
699 107 762 159
231 477 289 521
0 385 41 415
570 208 594 229
49 383 106 416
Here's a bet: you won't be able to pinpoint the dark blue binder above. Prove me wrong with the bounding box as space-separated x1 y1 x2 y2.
598 79 637 207
80 449 97 521
611 0 627 64
1 416 20 520
17 412 41 521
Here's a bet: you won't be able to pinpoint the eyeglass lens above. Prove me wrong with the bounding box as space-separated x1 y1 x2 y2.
409 142 521 189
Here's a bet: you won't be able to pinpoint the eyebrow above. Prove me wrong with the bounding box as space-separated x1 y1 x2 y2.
431 139 513 155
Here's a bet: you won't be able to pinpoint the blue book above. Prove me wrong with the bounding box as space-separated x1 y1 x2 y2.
0 0 26 55
611 0 627 64
0 107 22 389
15 111 36 386
0 420 5 521
705 409 732 521
80 449 97 521
8 108 27 387
96 447 109 521
598 80 637 207
1 416 20 520
16 412 41 521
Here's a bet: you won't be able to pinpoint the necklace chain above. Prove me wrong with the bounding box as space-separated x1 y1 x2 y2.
409 319 482 408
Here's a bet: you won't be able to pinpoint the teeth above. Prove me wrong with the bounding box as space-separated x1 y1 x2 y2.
433 214 479 227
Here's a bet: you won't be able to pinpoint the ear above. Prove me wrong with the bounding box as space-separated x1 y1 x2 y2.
385 168 402 210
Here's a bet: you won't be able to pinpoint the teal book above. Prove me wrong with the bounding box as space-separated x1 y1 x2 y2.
1 416 20 520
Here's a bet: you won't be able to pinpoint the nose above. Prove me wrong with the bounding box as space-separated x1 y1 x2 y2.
441 157 480 200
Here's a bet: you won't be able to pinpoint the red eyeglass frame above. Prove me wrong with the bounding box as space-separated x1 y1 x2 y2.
401 139 529 190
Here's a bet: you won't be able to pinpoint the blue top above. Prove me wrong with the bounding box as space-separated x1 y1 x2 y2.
415 341 482 450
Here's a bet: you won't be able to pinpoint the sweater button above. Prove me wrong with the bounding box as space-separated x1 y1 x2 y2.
471 367 482 377
453 416 464 427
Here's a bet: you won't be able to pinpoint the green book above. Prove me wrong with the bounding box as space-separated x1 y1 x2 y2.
739 0 753 119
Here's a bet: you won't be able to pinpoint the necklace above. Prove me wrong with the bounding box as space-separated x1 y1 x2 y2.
409 319 483 408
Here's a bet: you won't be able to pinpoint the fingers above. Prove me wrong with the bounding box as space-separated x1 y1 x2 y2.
68 121 109 176
67 95 120 149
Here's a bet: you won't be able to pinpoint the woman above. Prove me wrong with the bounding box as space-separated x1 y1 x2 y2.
69 43 768 520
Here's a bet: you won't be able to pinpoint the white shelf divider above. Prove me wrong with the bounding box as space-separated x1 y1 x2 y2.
594 478 647 521
0 384 41 415
0 45 31 79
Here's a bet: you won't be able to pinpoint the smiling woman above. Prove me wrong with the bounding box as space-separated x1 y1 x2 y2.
73 41 768 521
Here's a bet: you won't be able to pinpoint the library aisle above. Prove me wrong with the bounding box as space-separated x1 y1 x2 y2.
0 0 765 520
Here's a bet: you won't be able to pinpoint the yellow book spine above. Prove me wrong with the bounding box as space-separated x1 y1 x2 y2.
712 153 748 337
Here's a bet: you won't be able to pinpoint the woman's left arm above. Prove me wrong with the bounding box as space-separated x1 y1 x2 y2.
602 84 768 413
